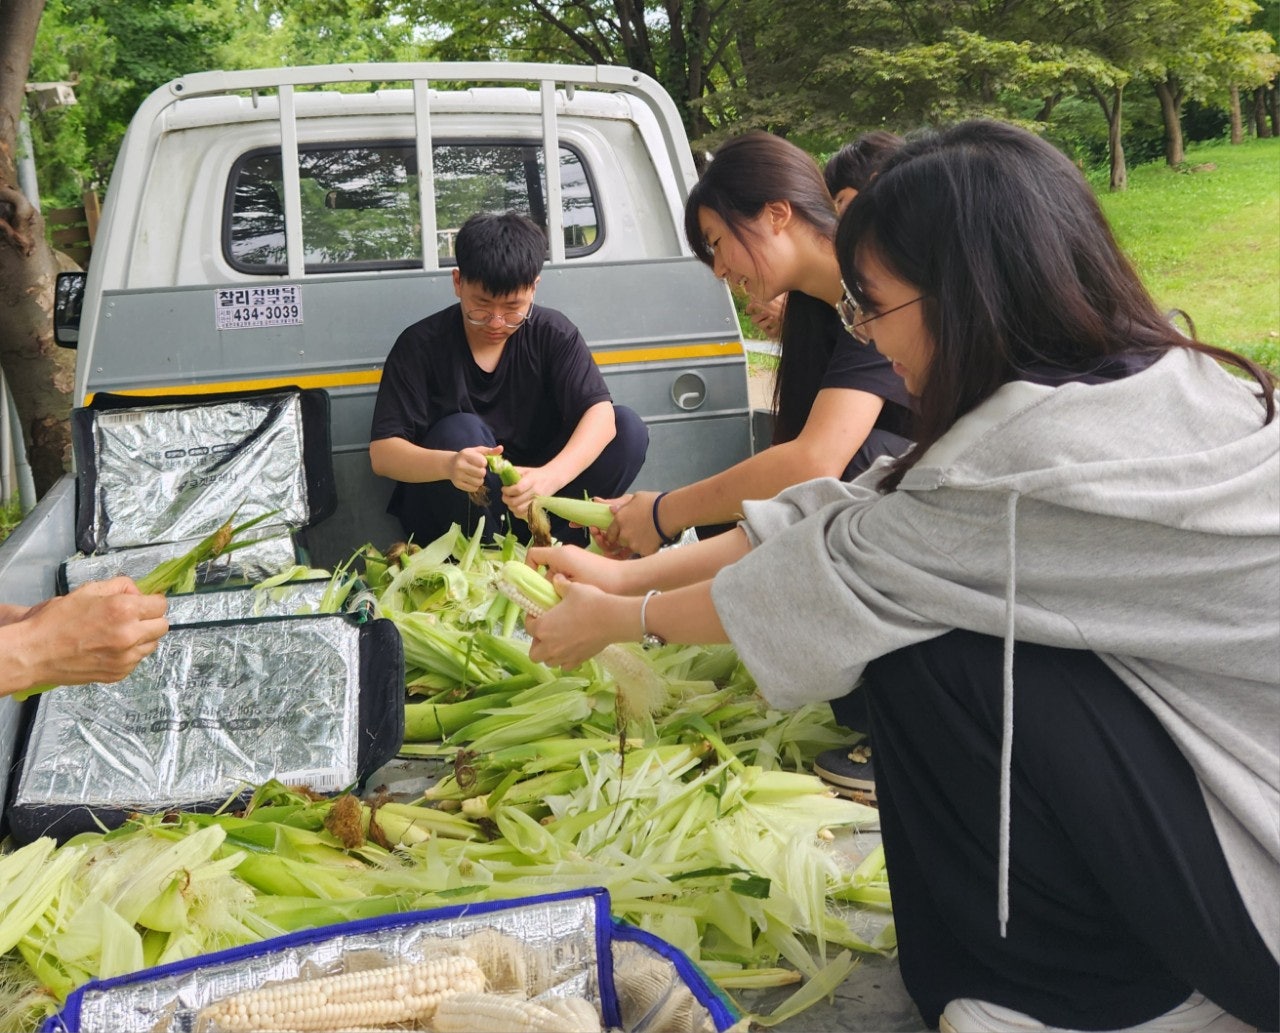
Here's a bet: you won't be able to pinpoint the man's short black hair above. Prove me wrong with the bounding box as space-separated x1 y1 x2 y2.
454 212 547 294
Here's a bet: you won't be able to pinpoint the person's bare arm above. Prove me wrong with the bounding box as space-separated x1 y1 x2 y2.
529 526 750 597
525 578 725 670
369 436 495 496
606 387 885 555
0 578 169 696
502 401 615 516
0 603 30 627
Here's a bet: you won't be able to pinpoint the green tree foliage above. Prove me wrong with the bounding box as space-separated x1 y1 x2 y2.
23 0 1280 206
27 0 420 207
723 0 1130 158
1133 0 1277 164
202 0 419 71
28 0 221 203
380 0 747 141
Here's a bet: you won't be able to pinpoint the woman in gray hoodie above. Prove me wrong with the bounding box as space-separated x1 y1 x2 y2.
524 119 1278 1031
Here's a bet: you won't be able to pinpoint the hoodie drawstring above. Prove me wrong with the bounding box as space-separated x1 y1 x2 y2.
998 489 1020 939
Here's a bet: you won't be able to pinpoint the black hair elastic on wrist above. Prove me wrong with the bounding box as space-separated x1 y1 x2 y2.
652 491 680 547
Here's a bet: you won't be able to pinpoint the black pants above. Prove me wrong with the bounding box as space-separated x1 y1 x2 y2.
859 630 1277 1030
389 406 648 547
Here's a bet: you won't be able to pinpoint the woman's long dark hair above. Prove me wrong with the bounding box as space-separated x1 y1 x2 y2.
684 132 839 443
836 119 1275 490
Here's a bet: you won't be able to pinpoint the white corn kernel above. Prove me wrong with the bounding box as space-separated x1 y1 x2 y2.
431 991 586 1032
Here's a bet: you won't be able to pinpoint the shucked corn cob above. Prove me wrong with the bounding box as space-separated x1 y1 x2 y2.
542 995 605 1032
495 561 667 727
431 991 598 1033
613 942 716 1033
196 953 484 1031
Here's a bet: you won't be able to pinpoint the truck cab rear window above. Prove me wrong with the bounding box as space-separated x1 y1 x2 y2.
225 141 601 273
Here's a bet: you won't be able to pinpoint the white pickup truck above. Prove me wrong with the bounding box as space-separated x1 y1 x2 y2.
0 61 757 812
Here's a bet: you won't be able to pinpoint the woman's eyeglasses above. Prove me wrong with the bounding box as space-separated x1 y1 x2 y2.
838 278 923 345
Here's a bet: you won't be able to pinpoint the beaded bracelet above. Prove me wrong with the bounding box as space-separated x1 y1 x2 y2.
652 491 680 547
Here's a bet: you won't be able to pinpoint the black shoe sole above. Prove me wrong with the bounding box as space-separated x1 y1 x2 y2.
813 758 876 794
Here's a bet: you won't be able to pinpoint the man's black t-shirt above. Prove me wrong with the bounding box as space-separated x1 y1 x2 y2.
370 303 612 463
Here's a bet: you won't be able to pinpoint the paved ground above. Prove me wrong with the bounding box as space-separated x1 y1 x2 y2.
736 825 926 1032
740 954 925 1031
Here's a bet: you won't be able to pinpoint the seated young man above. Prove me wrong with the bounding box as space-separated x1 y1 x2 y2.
370 211 648 547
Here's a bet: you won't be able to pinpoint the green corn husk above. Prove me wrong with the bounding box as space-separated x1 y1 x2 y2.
388 610 508 689
135 509 281 596
403 690 522 742
0 523 898 1028
485 453 521 486
530 494 615 530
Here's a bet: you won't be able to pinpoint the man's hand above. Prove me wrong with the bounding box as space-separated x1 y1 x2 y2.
501 465 566 523
449 446 498 495
2 578 169 695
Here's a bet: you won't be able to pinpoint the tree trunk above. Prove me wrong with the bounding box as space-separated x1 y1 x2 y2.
1 0 76 497
1091 83 1128 191
1035 92 1063 122
1253 86 1271 138
1229 85 1243 144
1153 77 1184 166
1268 79 1279 138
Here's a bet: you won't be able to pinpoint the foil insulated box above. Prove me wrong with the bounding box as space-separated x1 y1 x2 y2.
70 388 336 556
7 614 404 845
46 889 740 1033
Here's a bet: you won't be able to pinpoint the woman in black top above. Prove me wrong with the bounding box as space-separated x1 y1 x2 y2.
601 131 913 558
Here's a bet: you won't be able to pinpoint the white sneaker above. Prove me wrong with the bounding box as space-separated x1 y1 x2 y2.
939 999 1047 1032
938 993 1256 1033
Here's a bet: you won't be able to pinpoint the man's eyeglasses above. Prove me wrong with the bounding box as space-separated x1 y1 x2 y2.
838 278 923 345
463 304 533 329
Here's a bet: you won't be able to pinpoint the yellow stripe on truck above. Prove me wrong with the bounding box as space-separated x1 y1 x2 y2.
83 341 744 403
593 341 744 365
84 369 383 404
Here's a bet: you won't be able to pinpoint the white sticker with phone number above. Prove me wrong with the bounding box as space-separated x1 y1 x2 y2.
214 285 303 330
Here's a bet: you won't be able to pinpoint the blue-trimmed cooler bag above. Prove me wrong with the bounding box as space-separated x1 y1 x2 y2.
42 888 740 1033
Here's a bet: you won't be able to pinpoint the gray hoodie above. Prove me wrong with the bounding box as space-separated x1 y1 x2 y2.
712 348 1280 957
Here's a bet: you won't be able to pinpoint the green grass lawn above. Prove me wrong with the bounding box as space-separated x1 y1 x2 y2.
1093 137 1280 374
